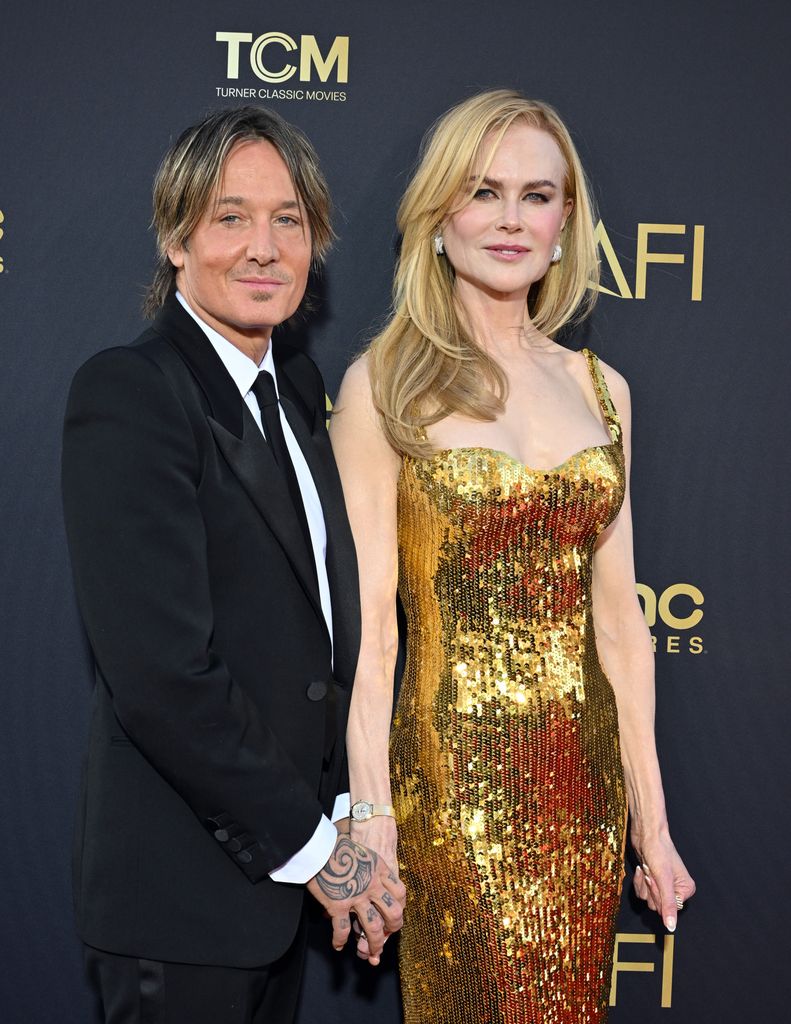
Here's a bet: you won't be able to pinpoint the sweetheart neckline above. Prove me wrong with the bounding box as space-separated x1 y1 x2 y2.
411 440 620 476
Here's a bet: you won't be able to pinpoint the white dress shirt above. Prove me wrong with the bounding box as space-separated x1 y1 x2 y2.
176 292 348 883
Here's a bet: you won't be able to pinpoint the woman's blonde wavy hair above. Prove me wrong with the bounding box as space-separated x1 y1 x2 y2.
367 90 600 458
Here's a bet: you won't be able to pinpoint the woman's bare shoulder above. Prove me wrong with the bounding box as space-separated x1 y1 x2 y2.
591 352 631 411
336 351 373 404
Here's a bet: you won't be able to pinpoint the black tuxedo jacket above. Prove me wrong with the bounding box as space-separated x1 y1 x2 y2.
62 294 360 967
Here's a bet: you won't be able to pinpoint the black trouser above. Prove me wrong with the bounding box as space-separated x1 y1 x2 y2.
85 913 308 1024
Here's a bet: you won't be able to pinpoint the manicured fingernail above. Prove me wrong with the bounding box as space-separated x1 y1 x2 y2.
665 916 676 933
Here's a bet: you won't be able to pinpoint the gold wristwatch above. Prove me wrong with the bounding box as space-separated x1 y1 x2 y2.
350 800 396 822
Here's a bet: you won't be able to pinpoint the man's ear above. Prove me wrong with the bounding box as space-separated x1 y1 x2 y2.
166 241 186 269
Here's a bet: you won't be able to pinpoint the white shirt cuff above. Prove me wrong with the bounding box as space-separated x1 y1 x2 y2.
332 792 350 821
269 815 338 885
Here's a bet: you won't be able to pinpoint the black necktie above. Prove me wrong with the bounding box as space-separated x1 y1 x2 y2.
251 370 315 570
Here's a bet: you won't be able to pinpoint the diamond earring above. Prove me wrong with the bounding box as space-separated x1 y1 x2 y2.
551 244 562 263
433 233 445 255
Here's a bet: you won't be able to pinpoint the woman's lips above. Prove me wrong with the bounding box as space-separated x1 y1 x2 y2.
485 245 530 259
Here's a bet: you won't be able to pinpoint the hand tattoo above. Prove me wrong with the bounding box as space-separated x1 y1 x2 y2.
317 837 377 901
366 906 380 923
381 891 394 907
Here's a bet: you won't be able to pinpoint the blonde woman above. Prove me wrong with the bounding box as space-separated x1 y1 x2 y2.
330 91 694 1022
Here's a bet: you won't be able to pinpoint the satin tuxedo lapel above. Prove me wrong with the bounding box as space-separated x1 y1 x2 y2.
149 296 325 631
207 413 326 631
275 348 361 685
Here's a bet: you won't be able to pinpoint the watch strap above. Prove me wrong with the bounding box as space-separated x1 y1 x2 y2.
351 800 396 820
368 803 395 818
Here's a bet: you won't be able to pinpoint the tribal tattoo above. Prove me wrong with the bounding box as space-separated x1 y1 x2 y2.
316 837 377 901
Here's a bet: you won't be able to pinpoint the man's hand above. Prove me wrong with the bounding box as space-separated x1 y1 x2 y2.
349 815 399 961
307 834 405 965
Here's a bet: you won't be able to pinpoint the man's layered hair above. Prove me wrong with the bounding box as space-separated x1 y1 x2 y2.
144 105 333 317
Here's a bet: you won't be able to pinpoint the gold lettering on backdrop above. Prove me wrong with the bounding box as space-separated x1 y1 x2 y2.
609 933 675 1007
637 583 705 655
250 32 298 83
635 223 686 299
636 583 657 627
216 32 349 84
592 220 633 298
661 930 675 1007
637 584 704 630
691 224 705 301
658 583 704 630
592 221 705 300
216 32 253 78
299 36 349 83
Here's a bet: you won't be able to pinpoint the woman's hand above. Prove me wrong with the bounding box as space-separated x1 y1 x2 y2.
632 828 696 932
350 815 398 869
349 815 400 960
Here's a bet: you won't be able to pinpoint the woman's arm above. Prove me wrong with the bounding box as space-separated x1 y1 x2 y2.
329 355 402 876
591 363 696 932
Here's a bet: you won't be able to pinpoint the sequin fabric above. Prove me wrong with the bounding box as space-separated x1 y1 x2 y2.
392 350 627 1023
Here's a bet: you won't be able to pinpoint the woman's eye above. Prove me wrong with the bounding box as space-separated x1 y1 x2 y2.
473 187 495 200
525 192 550 203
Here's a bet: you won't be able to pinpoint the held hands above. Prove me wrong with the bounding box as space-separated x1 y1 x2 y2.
350 815 399 961
632 828 696 933
307 834 405 966
350 814 398 874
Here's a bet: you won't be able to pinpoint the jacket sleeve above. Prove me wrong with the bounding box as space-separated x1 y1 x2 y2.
61 345 325 882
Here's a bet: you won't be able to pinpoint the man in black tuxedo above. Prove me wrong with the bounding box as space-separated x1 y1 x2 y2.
62 106 404 1024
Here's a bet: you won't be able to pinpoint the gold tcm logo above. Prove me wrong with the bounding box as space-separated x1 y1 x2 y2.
215 31 348 103
637 583 704 655
593 221 704 301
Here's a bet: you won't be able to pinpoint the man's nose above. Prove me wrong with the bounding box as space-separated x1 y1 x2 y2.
246 222 279 263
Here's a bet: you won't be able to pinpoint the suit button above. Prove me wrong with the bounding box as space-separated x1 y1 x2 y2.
206 813 233 830
214 829 230 843
236 850 253 864
306 680 327 701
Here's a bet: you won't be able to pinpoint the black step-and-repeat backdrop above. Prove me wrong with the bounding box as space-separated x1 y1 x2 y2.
2 2 788 1021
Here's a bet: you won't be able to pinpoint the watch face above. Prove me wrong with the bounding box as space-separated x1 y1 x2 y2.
352 801 373 821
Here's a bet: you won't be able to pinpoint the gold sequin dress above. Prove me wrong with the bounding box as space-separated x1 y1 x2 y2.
392 350 627 1023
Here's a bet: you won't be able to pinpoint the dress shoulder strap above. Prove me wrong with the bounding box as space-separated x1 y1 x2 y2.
581 348 622 444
